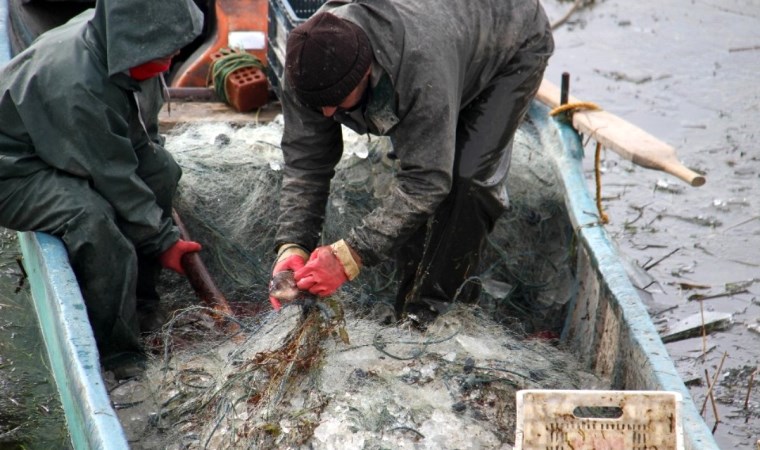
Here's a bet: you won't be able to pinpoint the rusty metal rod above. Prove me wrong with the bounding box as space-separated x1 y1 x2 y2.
171 209 238 332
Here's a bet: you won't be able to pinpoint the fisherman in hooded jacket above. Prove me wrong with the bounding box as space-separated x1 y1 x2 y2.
270 0 554 322
0 0 204 375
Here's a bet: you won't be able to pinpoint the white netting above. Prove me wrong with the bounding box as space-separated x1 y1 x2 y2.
109 111 599 449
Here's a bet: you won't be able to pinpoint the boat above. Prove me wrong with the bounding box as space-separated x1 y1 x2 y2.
4 1 718 449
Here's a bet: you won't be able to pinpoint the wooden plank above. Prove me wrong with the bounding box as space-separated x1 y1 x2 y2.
536 79 706 187
159 100 282 132
661 311 734 343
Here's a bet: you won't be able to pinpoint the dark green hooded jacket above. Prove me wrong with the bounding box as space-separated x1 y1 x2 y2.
275 0 553 265
0 0 203 255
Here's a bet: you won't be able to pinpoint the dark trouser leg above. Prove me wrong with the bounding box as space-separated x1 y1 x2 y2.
0 171 141 357
395 47 550 316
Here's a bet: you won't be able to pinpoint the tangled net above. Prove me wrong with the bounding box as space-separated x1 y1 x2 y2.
108 113 600 449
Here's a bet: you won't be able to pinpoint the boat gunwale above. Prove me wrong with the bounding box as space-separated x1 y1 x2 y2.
18 231 129 450
533 103 719 450
14 102 718 450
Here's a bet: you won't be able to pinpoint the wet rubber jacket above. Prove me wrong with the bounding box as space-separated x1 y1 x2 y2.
0 0 203 255
276 0 553 266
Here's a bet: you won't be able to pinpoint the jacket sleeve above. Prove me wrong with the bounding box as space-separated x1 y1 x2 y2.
21 81 176 255
276 68 458 266
274 85 344 251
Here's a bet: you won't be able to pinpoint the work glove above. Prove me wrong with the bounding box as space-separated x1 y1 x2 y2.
294 239 361 297
269 243 309 310
159 239 202 275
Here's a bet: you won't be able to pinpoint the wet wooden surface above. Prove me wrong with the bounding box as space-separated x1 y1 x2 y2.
158 100 281 132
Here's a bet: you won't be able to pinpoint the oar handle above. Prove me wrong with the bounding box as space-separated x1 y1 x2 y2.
536 79 706 187
658 158 706 187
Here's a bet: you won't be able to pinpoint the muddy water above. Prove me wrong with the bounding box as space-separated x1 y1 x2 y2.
542 0 760 447
0 230 70 449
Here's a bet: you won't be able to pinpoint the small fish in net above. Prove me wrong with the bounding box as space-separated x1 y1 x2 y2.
269 271 300 303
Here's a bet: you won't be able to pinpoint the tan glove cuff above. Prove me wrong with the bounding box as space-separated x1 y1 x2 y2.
330 239 361 281
276 243 309 264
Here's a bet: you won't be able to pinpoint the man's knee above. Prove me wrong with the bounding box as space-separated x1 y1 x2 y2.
58 194 130 253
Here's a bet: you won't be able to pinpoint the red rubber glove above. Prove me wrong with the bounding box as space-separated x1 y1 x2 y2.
294 246 349 297
159 239 202 275
269 253 306 310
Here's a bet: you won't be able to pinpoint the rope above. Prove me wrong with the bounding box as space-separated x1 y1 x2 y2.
207 48 264 105
548 101 600 116
549 101 609 224
594 141 609 224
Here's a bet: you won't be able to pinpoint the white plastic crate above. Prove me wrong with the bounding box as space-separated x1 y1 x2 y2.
515 390 684 450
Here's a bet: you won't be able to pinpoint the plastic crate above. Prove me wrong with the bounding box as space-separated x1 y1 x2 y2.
515 390 684 450
267 0 329 98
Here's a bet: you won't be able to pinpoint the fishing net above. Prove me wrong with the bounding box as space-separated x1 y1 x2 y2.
109 110 600 449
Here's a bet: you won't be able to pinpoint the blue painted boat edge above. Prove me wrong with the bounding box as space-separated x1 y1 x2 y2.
534 103 720 450
0 0 10 64
18 231 129 450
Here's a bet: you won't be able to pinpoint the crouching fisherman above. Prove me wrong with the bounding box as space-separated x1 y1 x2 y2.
269 0 554 324
0 0 204 378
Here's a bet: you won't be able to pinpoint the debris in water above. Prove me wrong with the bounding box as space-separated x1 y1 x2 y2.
687 280 753 301
747 320 760 336
654 179 684 194
660 213 722 228
673 282 711 291
661 311 733 343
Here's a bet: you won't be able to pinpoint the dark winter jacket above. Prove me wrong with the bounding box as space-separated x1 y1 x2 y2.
275 0 553 265
0 0 203 255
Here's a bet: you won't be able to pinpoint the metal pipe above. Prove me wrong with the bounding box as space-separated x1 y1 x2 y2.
171 209 240 333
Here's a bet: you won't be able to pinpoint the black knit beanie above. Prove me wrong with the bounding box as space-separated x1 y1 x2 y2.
285 13 372 107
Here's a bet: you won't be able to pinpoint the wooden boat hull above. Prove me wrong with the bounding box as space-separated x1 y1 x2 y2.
17 232 129 450
15 101 719 450
535 108 717 449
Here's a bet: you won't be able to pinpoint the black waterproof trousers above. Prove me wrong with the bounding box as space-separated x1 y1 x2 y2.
395 43 551 316
0 146 180 359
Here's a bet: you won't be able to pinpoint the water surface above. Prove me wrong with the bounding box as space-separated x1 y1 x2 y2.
0 229 70 449
543 1 760 446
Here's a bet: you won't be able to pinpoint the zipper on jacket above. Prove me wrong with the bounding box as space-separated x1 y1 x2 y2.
131 91 156 153
160 74 172 116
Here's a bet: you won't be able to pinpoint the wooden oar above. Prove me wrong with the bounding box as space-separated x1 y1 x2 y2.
171 209 240 334
536 79 706 187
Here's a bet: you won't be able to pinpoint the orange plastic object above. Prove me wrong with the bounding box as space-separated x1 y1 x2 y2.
210 51 269 112
172 0 269 88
